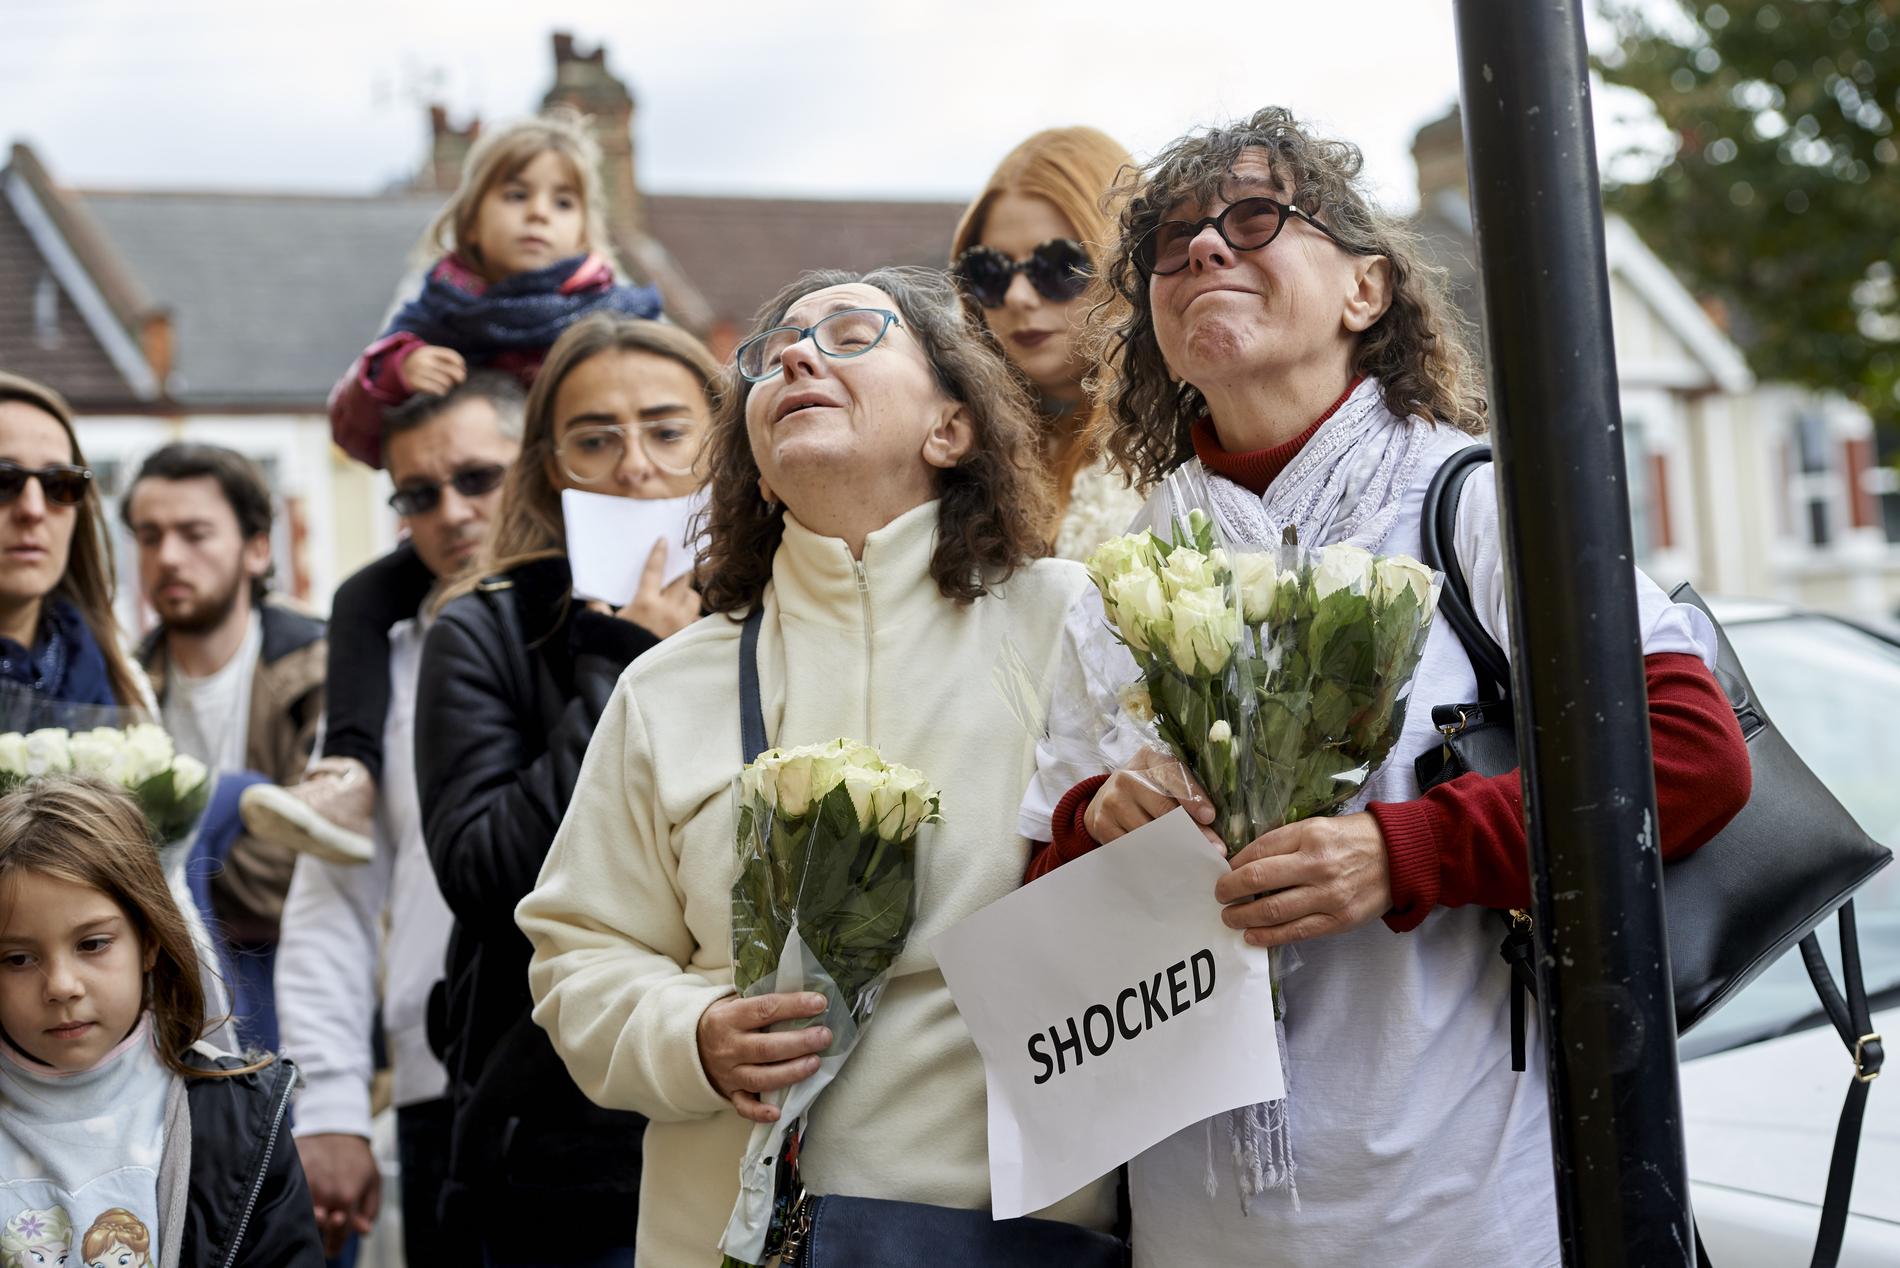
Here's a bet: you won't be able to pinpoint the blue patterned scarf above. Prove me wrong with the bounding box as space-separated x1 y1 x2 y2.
382 253 663 359
0 598 116 712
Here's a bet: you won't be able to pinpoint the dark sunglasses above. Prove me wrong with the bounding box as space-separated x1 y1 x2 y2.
1136 195 1362 277
0 460 92 507
386 464 507 516
952 238 1093 308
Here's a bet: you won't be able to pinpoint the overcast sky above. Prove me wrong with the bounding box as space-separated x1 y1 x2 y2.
1 0 1648 210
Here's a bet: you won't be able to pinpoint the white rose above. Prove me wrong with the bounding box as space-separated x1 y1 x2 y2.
1107 571 1170 654
23 729 72 777
1160 546 1217 598
122 724 177 786
1208 719 1233 744
1374 554 1438 610
1234 553 1278 624
842 763 884 834
1117 682 1156 724
1085 533 1159 593
170 754 209 800
69 729 123 778
0 732 30 776
1166 587 1240 675
874 763 938 842
1313 543 1376 599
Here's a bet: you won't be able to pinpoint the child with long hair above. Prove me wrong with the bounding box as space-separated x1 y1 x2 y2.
244 106 664 865
0 775 323 1266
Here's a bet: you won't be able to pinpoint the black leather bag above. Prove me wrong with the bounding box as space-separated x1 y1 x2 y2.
1417 444 1887 1267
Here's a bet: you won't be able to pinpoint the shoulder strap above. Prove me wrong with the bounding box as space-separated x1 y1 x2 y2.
740 606 768 764
1796 905 1883 1268
1420 444 1512 701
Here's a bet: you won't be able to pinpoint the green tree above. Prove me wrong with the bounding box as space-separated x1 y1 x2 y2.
1596 0 1898 425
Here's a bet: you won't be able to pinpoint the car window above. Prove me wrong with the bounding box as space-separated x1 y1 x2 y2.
1679 615 1900 1059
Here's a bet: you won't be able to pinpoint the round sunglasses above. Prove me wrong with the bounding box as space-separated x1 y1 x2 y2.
952 239 1093 308
386 463 507 516
0 460 92 508
1135 196 1362 277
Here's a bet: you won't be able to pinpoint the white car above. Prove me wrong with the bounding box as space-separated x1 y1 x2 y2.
1681 601 1899 1264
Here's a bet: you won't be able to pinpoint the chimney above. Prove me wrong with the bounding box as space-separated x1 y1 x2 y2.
426 104 482 191
1412 105 1470 210
542 31 642 248
139 310 174 393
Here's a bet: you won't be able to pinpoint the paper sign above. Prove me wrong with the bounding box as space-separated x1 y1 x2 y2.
561 487 703 605
931 808 1284 1219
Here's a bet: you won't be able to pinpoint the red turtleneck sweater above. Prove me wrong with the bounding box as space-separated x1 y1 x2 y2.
1028 381 1750 933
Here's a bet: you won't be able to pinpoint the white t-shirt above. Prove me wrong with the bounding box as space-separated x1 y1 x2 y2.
1022 433 1720 1267
161 613 262 775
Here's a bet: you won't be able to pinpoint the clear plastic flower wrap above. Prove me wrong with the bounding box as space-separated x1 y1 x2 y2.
1076 466 1442 1210
719 739 941 1268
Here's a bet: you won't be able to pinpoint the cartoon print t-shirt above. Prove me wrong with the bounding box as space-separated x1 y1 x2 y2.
0 1018 170 1268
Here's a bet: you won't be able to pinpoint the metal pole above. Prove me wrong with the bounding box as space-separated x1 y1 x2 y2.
1451 1 1692 1263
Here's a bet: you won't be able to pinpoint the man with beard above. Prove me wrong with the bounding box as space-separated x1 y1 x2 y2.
125 442 325 1050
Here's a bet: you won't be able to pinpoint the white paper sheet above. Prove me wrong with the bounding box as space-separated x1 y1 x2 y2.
560 487 703 605
931 808 1285 1219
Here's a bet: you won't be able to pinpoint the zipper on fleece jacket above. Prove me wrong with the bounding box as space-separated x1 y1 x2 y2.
853 559 874 745
220 1062 297 1268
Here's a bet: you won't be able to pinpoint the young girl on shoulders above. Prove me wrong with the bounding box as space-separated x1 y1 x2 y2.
0 775 323 1267
244 107 664 866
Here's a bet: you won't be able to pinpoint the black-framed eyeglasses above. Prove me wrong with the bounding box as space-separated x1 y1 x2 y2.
952 238 1093 308
736 308 903 383
1135 196 1363 277
386 464 507 516
0 460 92 507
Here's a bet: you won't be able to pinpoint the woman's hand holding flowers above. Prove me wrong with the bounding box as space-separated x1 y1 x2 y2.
697 991 832 1124
1215 811 1393 948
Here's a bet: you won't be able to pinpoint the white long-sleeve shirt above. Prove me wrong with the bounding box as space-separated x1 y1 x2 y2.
275 614 454 1138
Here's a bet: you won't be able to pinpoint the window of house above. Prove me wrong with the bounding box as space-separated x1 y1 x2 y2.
1623 414 1655 559
1790 411 1836 549
1872 428 1900 545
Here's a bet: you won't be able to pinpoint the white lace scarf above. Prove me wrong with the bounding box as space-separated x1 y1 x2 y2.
1151 377 1438 1212
1173 376 1436 554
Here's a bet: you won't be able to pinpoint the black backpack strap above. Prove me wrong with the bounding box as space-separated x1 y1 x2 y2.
740 606 768 765
1420 444 1511 701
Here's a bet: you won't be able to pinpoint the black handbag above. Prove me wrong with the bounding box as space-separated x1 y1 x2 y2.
1416 444 1888 1266
736 610 1131 1268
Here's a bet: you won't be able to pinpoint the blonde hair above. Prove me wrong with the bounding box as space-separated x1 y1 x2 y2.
950 127 1135 524
419 106 617 277
1 1206 73 1260
0 775 263 1080
0 372 144 709
79 1209 151 1265
438 314 721 612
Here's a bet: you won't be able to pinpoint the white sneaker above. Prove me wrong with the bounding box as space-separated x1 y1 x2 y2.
239 757 376 865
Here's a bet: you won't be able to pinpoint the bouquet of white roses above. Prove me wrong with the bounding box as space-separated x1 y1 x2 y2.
1087 511 1440 854
0 723 211 842
719 739 942 1268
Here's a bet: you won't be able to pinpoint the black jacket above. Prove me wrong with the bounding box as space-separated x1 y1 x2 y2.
415 555 656 1252
181 1051 324 1267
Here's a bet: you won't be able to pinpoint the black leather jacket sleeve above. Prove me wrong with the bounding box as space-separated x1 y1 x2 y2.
415 595 648 936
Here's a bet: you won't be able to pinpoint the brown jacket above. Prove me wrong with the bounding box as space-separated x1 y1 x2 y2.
139 597 327 942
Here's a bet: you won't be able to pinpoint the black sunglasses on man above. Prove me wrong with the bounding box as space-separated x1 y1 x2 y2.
386 464 507 517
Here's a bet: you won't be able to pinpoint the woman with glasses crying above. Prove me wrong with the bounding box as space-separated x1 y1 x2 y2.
410 313 719 1268
518 268 1126 1266
0 372 148 717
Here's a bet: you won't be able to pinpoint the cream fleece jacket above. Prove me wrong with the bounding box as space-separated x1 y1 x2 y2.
517 501 1119 1267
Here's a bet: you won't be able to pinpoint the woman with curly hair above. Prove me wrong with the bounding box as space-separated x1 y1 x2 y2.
518 267 1124 1265
1018 108 1751 1265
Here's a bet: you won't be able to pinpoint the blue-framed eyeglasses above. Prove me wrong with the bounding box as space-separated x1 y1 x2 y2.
736 307 903 383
